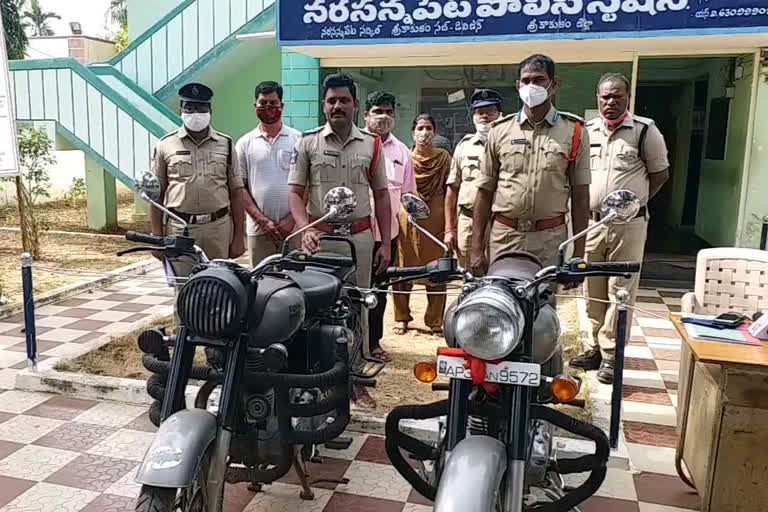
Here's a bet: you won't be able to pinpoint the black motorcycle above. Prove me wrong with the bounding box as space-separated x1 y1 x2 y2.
383 190 642 512
120 172 379 512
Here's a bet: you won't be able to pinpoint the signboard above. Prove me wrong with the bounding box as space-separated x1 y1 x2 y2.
278 0 768 44
0 14 20 177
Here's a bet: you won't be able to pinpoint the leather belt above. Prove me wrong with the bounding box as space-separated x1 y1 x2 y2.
493 213 566 232
591 206 646 222
459 206 474 218
170 207 229 225
309 216 372 234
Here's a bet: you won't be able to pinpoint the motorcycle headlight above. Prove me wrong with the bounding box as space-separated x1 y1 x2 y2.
454 286 525 360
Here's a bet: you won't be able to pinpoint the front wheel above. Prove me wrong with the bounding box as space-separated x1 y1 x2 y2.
135 448 220 512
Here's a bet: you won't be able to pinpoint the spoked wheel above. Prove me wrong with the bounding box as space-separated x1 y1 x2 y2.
135 448 221 512
346 306 386 379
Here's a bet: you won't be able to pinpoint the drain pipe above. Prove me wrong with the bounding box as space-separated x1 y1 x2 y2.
21 253 37 370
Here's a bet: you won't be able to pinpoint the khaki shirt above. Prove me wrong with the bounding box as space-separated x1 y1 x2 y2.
288 123 388 219
152 126 243 214
447 133 485 209
586 114 669 211
476 106 591 219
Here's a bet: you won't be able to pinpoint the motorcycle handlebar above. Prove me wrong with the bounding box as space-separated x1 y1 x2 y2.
385 265 428 279
579 261 641 273
125 231 165 245
296 252 354 269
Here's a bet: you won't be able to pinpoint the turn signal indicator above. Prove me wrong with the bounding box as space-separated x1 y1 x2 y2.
413 359 438 383
550 374 580 401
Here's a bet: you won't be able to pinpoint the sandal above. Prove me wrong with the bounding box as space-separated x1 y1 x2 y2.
393 322 408 335
431 327 443 335
351 385 377 409
371 348 392 363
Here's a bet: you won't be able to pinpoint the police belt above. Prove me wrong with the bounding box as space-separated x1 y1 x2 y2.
169 207 230 225
459 206 474 218
591 206 646 222
493 213 565 232
308 216 371 234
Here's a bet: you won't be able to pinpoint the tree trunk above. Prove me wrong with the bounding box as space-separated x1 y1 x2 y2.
15 176 39 259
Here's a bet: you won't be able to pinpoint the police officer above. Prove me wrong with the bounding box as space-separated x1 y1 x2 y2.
445 89 503 268
569 73 669 384
150 83 246 279
287 73 391 407
471 54 590 274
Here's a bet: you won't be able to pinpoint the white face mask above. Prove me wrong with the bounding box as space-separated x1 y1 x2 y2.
475 122 491 137
518 83 551 108
181 112 211 132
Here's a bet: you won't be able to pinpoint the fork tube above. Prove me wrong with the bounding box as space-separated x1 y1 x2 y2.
445 379 471 450
161 326 193 421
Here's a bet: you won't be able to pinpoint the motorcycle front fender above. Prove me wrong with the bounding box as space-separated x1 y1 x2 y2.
135 408 217 488
434 436 507 512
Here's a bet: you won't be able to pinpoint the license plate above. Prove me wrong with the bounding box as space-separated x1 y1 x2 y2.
436 355 541 387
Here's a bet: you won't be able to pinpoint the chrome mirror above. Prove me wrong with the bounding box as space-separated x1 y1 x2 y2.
601 189 641 224
135 171 162 203
401 193 430 219
323 187 357 221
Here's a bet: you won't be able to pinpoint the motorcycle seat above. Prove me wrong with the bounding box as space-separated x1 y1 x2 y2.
487 251 542 282
284 270 342 317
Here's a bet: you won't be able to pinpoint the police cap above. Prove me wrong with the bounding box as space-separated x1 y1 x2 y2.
178 83 213 104
471 89 502 110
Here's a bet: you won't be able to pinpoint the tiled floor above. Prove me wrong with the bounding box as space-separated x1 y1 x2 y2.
0 274 702 511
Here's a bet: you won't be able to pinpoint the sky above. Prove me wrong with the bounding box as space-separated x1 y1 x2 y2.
29 0 119 40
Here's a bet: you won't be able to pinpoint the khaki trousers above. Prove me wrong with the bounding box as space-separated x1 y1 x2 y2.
319 229 374 356
489 221 567 267
584 217 647 360
248 234 290 268
456 210 490 270
165 214 233 279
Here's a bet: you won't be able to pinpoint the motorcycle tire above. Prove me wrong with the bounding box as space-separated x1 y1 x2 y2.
135 447 222 512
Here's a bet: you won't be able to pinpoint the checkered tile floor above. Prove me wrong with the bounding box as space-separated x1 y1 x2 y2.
0 274 702 511
0 275 174 390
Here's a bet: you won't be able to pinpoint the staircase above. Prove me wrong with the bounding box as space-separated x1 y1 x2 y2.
9 0 275 186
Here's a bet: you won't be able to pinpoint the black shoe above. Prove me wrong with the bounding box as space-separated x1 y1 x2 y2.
569 349 602 370
597 360 615 385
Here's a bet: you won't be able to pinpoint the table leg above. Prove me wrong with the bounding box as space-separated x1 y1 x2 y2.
675 343 697 489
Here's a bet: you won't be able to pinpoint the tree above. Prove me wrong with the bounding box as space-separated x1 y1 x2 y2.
107 0 126 26
1 0 28 59
22 0 60 37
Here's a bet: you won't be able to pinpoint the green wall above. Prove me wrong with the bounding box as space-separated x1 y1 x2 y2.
127 0 179 41
738 64 766 248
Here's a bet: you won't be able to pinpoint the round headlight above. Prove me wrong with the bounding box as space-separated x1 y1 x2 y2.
177 266 248 338
454 286 525 360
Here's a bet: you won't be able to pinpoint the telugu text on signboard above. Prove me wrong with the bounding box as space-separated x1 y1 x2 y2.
278 0 768 44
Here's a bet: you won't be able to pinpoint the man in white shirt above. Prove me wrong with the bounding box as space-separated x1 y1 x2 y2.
236 81 301 267
364 91 417 363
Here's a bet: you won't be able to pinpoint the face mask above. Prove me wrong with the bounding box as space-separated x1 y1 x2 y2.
475 122 491 137
181 112 210 132
518 82 551 108
368 113 395 136
256 106 282 125
602 111 629 126
414 130 435 146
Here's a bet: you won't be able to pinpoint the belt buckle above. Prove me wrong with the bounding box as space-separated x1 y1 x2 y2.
331 222 351 236
196 214 212 224
518 219 534 232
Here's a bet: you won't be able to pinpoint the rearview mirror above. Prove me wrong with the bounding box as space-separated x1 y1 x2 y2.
401 193 430 219
135 171 162 203
600 189 641 224
322 187 357 221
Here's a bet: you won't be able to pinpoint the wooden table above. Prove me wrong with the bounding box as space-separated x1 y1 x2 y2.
672 314 768 511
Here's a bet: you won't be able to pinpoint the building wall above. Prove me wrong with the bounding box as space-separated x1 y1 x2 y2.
127 0 179 41
25 37 116 63
738 62 767 249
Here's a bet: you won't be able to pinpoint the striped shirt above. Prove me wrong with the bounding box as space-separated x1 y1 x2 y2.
236 124 301 236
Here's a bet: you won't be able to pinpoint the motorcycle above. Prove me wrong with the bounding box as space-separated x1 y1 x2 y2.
120 172 380 512
383 190 642 512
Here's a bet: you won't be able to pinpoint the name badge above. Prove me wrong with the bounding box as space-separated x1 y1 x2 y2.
510 139 530 146
175 150 191 155
324 150 340 157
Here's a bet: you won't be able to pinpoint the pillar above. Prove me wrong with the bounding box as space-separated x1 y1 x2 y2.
84 157 117 230
133 191 149 222
281 49 321 131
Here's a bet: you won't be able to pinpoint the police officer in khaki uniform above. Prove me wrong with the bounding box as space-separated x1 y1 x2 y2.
471 55 591 274
445 89 503 268
570 73 669 384
150 83 246 279
287 73 391 407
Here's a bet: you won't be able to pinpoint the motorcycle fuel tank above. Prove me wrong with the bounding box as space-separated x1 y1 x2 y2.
248 275 306 347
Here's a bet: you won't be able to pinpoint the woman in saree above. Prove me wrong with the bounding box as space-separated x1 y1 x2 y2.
392 114 452 335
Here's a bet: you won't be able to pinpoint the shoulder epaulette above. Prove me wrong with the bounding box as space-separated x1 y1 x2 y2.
160 129 179 140
585 117 599 127
491 113 515 127
359 128 378 138
217 131 233 141
632 115 653 127
301 126 323 136
559 111 585 124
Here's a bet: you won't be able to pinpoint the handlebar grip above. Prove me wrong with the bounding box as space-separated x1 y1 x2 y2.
307 253 354 268
385 265 428 278
587 261 641 273
125 231 164 245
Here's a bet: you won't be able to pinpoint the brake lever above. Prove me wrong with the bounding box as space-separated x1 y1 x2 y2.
116 246 163 257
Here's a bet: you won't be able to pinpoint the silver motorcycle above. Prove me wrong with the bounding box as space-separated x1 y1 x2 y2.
383 190 642 512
